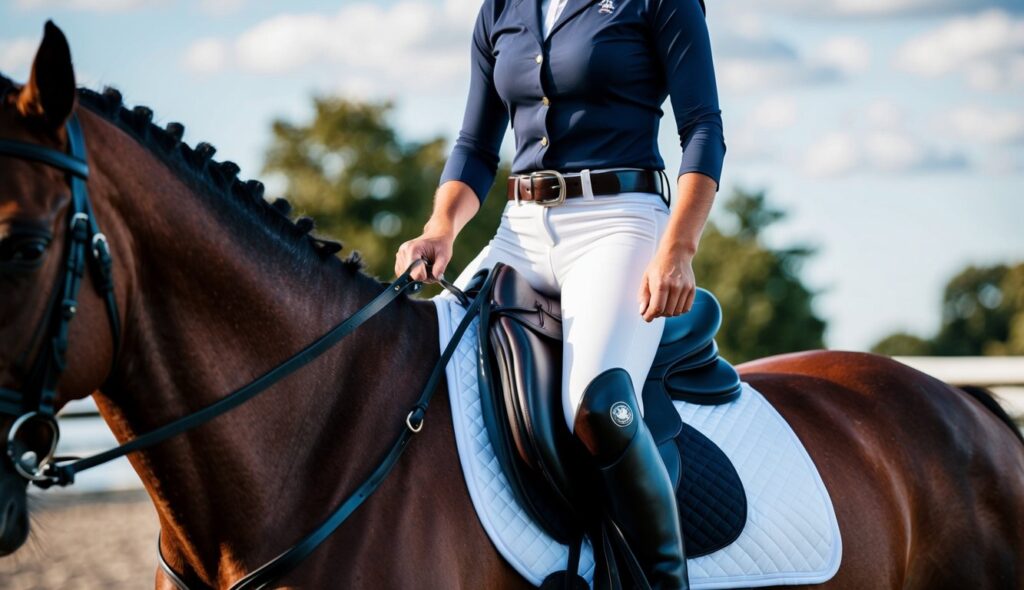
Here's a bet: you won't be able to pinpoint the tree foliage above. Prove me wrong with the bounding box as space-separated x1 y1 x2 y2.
872 262 1024 356
263 97 509 281
693 189 826 362
263 98 827 362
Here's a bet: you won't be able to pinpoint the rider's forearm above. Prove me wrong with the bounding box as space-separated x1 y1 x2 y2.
660 172 717 259
423 180 482 240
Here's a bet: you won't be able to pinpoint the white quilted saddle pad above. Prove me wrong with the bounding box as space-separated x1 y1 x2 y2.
432 295 842 588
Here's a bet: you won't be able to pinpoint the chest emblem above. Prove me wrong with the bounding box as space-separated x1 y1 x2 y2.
597 0 616 14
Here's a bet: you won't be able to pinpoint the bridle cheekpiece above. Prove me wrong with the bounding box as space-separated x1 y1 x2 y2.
0 113 121 485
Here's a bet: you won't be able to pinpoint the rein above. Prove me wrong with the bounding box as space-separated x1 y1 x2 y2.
0 113 494 589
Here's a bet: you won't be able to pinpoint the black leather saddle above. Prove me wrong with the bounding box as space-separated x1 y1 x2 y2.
462 262 748 569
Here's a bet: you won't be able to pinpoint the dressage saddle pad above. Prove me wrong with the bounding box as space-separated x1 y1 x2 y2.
432 293 842 588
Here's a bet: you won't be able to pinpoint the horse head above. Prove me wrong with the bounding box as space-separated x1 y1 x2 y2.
0 22 118 555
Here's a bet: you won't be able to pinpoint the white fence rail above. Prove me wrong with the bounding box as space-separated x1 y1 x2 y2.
894 356 1024 421
37 356 1024 495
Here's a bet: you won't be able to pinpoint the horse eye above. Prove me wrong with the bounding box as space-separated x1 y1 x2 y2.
0 236 51 270
13 241 46 261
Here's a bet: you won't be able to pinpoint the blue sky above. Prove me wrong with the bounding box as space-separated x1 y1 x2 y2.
2 0 1022 351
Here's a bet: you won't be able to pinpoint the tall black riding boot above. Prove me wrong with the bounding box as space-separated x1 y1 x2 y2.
574 368 689 590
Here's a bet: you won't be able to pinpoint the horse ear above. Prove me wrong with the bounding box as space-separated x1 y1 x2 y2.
17 21 77 131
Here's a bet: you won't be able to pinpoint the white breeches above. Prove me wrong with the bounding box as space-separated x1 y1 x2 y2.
442 191 670 431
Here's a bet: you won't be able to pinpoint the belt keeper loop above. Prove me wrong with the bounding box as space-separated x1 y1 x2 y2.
580 169 594 200
659 168 672 208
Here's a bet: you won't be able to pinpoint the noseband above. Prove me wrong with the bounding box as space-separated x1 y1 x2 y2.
0 114 120 482
0 112 490 589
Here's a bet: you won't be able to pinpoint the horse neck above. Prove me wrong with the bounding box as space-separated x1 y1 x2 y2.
83 112 434 584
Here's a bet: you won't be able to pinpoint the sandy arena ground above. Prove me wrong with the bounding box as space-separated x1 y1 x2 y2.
0 490 160 589
0 395 1017 590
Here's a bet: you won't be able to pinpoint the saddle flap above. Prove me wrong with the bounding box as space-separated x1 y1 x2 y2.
478 263 586 542
489 264 561 339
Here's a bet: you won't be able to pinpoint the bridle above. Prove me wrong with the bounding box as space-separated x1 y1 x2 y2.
0 111 491 589
0 113 120 483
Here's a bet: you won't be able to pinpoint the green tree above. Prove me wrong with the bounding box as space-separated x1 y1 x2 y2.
264 99 826 361
871 332 933 356
871 262 1024 356
263 97 508 283
692 188 826 363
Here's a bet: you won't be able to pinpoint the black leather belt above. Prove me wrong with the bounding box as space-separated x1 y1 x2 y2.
506 168 668 206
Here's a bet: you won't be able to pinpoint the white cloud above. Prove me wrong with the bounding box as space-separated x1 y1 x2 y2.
895 10 1024 90
804 132 861 177
863 131 930 172
863 99 905 128
817 36 871 74
749 95 798 130
734 0 1022 18
198 0 245 15
182 38 229 75
720 95 798 164
716 58 838 92
803 102 970 177
986 150 1024 173
716 33 868 92
0 38 37 78
15 0 162 10
717 35 843 92
804 130 967 177
945 105 1024 144
723 125 776 162
181 1 475 96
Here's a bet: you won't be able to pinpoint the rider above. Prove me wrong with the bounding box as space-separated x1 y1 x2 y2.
395 0 724 587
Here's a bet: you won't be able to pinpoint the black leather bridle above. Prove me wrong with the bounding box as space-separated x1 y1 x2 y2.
0 113 120 483
0 112 491 589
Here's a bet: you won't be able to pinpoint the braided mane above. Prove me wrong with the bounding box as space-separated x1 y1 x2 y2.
0 74 364 274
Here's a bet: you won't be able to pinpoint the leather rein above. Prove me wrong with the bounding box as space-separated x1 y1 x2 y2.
0 113 493 589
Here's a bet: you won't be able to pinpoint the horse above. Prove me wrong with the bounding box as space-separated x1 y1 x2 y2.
1 23 1022 590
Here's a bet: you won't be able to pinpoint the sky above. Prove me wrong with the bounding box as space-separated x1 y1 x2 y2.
1 0 1022 352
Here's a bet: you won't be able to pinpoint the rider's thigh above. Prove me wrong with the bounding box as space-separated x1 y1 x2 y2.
438 202 558 300
556 205 669 430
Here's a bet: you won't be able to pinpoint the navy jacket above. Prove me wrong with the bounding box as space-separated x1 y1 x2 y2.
439 0 726 204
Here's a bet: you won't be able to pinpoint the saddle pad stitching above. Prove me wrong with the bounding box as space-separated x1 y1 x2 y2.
437 297 598 581
433 295 842 588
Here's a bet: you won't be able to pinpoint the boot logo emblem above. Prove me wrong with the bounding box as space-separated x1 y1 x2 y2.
610 402 633 427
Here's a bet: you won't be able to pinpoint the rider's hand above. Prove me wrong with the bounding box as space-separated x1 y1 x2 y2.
395 230 455 283
637 246 696 322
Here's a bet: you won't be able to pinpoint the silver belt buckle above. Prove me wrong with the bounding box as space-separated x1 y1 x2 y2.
529 170 567 207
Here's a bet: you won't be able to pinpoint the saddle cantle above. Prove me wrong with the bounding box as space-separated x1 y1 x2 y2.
464 262 747 565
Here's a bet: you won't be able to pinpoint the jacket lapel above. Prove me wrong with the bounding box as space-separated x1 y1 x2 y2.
546 0 602 40
514 0 545 45
514 0 602 45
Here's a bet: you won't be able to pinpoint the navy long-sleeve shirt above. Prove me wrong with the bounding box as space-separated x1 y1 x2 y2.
439 0 726 204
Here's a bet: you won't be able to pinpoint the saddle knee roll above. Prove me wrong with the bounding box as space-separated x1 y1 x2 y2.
573 368 643 465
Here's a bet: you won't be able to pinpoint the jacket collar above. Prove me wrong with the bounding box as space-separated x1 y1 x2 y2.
514 0 602 45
